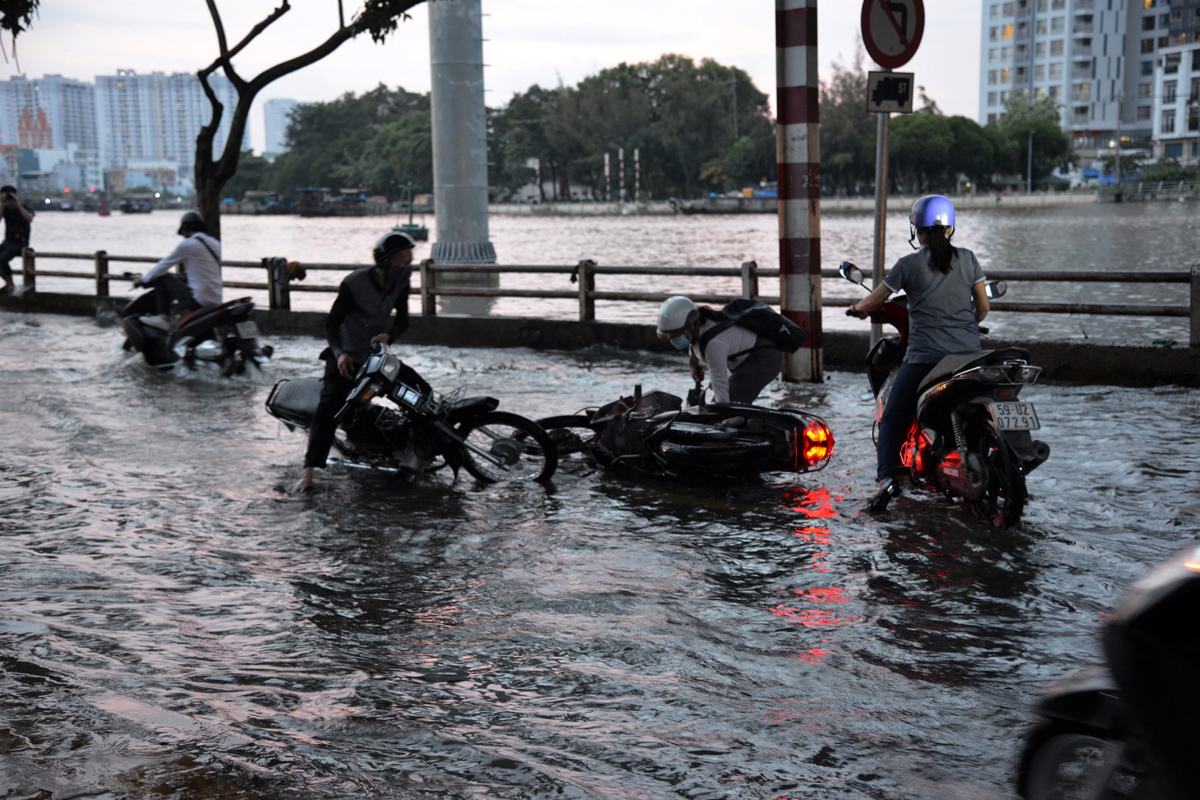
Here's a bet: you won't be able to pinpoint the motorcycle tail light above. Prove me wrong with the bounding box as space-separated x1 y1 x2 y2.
801 421 834 467
977 367 1007 382
1011 365 1041 384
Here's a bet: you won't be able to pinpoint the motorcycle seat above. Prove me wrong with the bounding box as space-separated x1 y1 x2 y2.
267 377 323 422
917 347 1032 394
178 297 254 333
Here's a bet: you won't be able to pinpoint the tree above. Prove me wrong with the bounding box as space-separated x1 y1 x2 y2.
221 151 275 201
996 93 1073 185
819 49 876 196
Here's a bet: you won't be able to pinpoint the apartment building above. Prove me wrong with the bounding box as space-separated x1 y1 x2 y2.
0 74 101 187
979 0 1169 166
263 98 299 159
95 70 247 184
1150 0 1200 164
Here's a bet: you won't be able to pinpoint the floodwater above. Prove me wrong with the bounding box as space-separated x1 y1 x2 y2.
2 311 1199 799
24 200 1200 343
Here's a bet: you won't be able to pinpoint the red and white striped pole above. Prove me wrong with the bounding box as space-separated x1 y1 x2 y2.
776 0 822 382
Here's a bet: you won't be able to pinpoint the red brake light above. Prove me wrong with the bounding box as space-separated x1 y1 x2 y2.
801 421 834 467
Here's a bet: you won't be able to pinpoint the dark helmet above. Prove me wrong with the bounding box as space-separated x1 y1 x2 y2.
373 231 416 266
177 211 206 235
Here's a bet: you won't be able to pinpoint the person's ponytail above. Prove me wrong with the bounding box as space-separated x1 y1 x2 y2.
923 225 956 275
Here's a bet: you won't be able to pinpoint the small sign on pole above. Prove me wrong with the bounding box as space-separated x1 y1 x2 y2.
867 71 914 114
862 0 923 346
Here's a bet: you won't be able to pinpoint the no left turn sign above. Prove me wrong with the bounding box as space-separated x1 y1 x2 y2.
861 0 925 71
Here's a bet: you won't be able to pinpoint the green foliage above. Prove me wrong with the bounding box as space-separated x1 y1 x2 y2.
1140 159 1200 182
221 151 275 200
0 0 38 37
819 53 875 195
995 93 1073 182
268 84 430 195
489 55 774 199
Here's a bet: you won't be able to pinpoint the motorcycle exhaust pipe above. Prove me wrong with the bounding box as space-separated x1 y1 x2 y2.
1023 440 1051 473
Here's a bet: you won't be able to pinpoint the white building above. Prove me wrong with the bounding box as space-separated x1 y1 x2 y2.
1150 43 1200 165
263 98 298 158
979 0 1170 164
0 74 101 187
95 69 247 184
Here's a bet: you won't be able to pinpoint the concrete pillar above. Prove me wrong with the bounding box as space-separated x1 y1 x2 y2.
429 0 495 267
776 0 822 381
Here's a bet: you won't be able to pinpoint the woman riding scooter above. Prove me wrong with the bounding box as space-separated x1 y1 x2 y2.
848 195 990 513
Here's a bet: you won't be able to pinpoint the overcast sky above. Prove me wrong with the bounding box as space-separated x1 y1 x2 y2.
4 0 982 153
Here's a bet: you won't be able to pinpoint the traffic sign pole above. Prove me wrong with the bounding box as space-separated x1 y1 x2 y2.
872 107 889 347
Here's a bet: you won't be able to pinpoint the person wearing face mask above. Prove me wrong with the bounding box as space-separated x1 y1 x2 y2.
655 295 783 405
295 231 422 492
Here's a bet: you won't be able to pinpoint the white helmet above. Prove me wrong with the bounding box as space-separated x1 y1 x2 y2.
656 296 696 333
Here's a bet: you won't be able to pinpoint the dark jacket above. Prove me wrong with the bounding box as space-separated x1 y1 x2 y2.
323 267 410 365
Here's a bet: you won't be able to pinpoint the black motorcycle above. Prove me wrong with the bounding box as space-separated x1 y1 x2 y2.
841 262 1050 527
121 280 272 376
538 384 834 481
1016 544 1200 800
266 344 557 483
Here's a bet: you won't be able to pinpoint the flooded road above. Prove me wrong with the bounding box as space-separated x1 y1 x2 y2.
2 311 1199 799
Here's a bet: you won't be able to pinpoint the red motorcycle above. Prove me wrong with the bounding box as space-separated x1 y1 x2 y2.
840 262 1049 527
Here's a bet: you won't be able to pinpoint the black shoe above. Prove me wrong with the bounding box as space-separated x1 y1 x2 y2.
867 478 901 515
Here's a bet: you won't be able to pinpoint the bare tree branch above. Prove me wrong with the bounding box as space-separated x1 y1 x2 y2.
200 1 291 81
203 0 244 87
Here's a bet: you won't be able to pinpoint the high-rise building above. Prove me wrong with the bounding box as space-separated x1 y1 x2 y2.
0 74 101 187
1150 1 1200 165
263 98 299 158
978 0 1169 166
95 69 247 184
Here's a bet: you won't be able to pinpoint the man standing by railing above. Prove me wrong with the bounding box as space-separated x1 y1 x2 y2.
0 185 34 296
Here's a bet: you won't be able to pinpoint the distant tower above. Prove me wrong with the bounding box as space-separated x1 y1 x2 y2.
263 98 298 158
428 0 495 266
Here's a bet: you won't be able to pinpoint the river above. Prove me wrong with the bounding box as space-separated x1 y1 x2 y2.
1 308 1198 798
23 200 1200 343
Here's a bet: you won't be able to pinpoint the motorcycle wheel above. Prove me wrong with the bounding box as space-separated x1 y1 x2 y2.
1018 721 1142 800
536 415 598 460
967 421 1027 528
459 412 557 483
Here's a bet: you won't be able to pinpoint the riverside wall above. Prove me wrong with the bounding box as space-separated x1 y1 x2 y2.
487 193 1099 216
4 290 1197 388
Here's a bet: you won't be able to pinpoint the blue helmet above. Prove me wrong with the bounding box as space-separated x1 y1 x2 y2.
910 195 955 229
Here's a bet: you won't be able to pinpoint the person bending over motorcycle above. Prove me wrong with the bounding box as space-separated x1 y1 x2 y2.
655 295 782 405
848 195 989 514
296 232 424 493
133 211 222 329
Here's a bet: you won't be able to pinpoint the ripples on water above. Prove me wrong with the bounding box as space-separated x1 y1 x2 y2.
27 201 1200 342
1 313 1199 798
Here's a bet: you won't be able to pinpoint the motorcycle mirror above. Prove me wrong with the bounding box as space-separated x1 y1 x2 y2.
985 280 1008 300
839 262 866 286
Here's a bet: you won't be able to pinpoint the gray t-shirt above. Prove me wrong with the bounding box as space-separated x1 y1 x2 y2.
882 246 986 364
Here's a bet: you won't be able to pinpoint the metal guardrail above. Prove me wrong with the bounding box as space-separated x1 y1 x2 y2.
14 249 1200 345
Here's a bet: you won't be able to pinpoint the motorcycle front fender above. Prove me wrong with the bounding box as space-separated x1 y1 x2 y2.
1035 665 1123 731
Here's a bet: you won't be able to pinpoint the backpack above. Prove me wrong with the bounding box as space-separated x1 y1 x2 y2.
696 299 807 358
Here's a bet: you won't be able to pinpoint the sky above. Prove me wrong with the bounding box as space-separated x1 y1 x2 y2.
3 0 983 154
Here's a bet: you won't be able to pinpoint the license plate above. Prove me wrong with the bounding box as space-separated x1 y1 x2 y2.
235 321 260 339
992 401 1040 431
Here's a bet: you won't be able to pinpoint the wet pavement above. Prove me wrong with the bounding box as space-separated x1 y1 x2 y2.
1 311 1198 799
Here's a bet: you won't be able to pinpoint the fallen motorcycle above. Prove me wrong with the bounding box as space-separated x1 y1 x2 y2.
538 384 834 481
1016 544 1200 800
841 261 1049 527
267 343 557 483
120 276 272 376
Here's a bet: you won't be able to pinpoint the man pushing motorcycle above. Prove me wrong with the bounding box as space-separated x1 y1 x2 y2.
295 231 424 493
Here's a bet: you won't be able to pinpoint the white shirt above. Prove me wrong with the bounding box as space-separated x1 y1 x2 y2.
690 321 759 404
140 233 223 308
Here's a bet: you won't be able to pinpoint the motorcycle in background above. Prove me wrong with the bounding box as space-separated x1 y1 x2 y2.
266 344 557 483
840 261 1049 527
1017 544 1200 800
120 274 272 376
538 384 834 481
